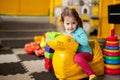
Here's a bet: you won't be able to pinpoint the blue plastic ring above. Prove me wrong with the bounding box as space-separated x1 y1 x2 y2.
104 60 120 64
105 46 119 50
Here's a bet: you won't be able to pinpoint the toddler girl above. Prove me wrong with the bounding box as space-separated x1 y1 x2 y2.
60 7 97 80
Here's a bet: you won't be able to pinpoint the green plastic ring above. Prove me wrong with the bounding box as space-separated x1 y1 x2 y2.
104 55 120 60
44 52 53 58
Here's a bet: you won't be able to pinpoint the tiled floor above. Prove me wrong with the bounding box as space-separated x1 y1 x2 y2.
0 48 120 80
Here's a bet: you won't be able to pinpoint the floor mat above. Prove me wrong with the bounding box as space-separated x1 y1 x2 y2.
0 48 120 80
0 48 57 80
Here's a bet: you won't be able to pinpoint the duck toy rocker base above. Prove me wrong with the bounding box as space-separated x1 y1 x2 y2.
47 35 104 80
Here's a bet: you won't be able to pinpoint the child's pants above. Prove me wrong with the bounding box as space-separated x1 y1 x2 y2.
74 52 95 76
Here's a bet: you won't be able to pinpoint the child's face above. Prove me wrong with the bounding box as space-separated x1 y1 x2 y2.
63 16 78 33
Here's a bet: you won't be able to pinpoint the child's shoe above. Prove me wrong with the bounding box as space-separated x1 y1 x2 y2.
89 74 97 80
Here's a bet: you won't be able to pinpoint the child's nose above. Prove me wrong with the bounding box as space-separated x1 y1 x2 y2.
69 24 72 28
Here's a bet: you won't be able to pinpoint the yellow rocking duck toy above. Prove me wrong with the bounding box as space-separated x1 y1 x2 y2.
47 35 104 80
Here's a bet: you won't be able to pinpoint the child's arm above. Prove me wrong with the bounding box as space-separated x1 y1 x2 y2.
73 29 89 46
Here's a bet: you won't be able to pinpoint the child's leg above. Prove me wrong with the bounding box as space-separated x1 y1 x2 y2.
74 52 95 76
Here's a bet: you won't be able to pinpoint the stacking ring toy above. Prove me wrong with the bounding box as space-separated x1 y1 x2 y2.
44 52 54 58
106 41 118 44
105 64 120 69
104 49 119 53
106 43 119 46
107 29 118 41
104 52 120 56
107 37 118 41
45 45 54 53
107 38 118 41
104 55 120 60
105 46 119 50
107 36 118 41
104 60 120 64
105 68 120 75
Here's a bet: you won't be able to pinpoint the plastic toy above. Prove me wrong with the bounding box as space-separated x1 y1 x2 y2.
45 45 54 53
106 43 119 46
44 52 54 58
105 64 120 69
105 68 120 75
35 49 44 56
104 60 120 64
45 31 61 41
44 31 61 71
44 45 54 71
34 36 43 44
24 42 40 54
44 58 53 71
106 41 118 44
40 36 46 49
47 35 104 79
104 52 120 56
104 55 120 60
104 49 119 53
107 29 118 41
105 46 119 50
103 29 120 75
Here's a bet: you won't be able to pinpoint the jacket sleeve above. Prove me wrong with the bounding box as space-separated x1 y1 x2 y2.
73 29 89 46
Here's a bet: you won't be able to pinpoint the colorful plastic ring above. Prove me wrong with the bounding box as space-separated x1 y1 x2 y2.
104 49 119 53
105 64 120 69
44 52 54 58
104 60 120 64
104 55 120 60
105 68 120 75
104 52 120 56
45 45 54 53
106 41 118 44
107 36 118 41
106 43 119 46
105 46 119 50
44 58 52 64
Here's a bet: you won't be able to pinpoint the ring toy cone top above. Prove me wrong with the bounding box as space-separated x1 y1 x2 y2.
107 29 118 41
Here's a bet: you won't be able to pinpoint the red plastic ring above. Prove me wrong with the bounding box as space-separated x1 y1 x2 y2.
106 43 119 46
105 68 120 75
104 52 120 56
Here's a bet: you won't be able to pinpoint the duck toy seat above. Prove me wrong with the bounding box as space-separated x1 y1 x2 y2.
47 35 104 80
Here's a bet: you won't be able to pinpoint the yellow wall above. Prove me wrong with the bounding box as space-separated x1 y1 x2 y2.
90 19 99 28
92 6 99 17
115 24 120 38
55 0 62 7
0 0 19 15
98 0 120 39
0 0 50 16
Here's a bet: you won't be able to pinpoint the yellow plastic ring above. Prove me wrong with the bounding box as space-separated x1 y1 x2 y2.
105 64 120 69
104 49 120 53
106 41 118 44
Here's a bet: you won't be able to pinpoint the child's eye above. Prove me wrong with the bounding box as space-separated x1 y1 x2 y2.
72 22 76 24
67 23 69 25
